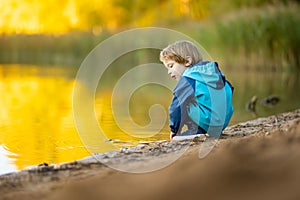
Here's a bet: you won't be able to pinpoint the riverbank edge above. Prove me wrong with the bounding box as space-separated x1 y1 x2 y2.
0 109 299 187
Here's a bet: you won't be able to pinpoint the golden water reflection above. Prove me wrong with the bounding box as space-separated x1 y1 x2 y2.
0 65 91 170
0 65 170 173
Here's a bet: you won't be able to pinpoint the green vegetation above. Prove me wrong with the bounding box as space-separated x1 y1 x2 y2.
0 0 299 71
211 4 300 71
0 32 109 66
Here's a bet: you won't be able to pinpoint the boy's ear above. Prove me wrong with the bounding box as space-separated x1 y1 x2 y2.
185 56 192 67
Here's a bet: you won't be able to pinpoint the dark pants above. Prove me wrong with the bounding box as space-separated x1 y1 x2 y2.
178 113 206 136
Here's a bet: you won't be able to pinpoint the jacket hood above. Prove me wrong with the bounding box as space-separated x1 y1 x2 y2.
182 61 225 89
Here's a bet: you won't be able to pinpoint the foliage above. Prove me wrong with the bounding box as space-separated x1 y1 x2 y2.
0 32 109 66
213 4 300 70
0 0 210 34
0 0 299 70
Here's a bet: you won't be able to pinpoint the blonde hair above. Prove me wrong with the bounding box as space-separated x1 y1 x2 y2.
160 40 203 65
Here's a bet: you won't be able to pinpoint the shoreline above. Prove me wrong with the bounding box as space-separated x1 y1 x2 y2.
0 109 299 200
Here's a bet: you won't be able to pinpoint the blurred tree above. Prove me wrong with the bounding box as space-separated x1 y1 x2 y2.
0 0 211 34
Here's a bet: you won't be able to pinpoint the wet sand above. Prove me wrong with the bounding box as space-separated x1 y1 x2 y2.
0 109 299 200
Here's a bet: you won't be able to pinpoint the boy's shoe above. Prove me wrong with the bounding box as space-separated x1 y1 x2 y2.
172 134 206 141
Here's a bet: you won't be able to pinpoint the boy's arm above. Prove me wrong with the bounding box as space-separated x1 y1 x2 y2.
169 77 196 138
169 95 182 135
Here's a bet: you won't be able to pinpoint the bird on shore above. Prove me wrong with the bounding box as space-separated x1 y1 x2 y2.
246 95 280 117
261 95 280 107
246 95 258 117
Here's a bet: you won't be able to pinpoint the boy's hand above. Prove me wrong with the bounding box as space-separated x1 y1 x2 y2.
170 132 177 140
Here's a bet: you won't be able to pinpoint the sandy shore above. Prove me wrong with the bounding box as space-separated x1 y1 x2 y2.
0 109 300 200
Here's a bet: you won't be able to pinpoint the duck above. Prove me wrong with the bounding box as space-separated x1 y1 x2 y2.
246 95 258 116
261 95 280 107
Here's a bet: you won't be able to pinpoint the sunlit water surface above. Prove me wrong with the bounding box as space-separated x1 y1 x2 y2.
0 64 299 175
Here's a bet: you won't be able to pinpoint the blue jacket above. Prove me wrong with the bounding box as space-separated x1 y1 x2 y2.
169 61 234 136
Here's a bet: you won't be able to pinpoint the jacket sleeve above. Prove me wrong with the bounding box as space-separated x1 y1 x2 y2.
169 77 196 134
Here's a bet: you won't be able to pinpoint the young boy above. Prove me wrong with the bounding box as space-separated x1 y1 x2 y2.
160 40 234 140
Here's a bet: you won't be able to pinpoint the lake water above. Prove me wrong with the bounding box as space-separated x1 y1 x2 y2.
0 64 299 175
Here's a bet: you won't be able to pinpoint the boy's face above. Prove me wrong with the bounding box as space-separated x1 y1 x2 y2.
162 59 188 80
